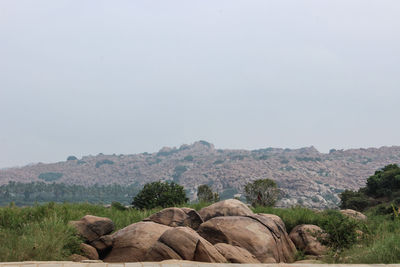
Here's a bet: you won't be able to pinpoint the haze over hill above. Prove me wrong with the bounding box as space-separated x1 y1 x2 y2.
1 141 400 208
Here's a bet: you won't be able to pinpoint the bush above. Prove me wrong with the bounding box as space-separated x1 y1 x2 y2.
38 172 63 182
197 184 219 203
66 156 77 161
95 159 114 168
244 178 279 207
132 181 188 209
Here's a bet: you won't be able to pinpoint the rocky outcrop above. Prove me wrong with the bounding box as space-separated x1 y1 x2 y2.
70 215 114 243
340 209 367 221
90 234 112 254
289 224 327 256
143 207 203 230
104 222 171 262
197 215 296 263
198 199 253 221
214 243 260 263
144 227 226 263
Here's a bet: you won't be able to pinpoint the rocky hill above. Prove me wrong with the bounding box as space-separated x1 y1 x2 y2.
1 141 400 208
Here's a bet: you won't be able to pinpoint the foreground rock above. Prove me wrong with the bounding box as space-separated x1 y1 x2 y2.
289 224 327 256
80 243 99 260
70 215 114 243
104 222 171 262
145 227 226 263
143 207 203 230
340 209 367 221
198 214 296 263
214 243 260 263
198 199 253 221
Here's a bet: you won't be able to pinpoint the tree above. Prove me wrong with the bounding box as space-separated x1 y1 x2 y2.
132 181 188 209
197 184 219 203
244 178 279 207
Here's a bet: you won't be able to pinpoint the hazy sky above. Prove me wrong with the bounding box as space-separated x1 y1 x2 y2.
1 1 400 168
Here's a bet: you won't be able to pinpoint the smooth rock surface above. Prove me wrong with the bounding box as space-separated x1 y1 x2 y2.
340 209 367 221
198 199 253 221
104 222 171 262
143 207 203 230
214 243 260 263
145 226 226 263
70 215 114 242
198 215 296 263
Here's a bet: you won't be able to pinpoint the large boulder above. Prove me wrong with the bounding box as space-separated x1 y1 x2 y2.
104 222 171 262
289 224 327 256
198 199 253 221
340 209 367 221
144 227 226 263
214 243 260 263
90 234 112 255
143 207 203 230
70 215 114 243
198 214 296 263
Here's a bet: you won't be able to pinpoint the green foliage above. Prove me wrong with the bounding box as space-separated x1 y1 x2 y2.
132 181 188 210
172 165 187 182
339 189 372 211
66 156 77 161
183 155 194 162
366 164 400 198
197 184 219 203
111 201 127 211
213 159 224 165
38 172 63 182
244 178 279 207
0 181 139 206
253 206 362 250
95 159 114 168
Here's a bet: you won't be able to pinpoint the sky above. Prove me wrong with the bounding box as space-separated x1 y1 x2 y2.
1 0 400 168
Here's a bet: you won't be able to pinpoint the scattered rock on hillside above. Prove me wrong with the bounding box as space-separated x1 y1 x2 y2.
289 224 327 256
80 243 99 260
198 199 253 221
143 207 203 230
340 209 367 221
198 215 296 263
104 222 171 262
145 227 226 263
214 243 260 263
70 215 114 242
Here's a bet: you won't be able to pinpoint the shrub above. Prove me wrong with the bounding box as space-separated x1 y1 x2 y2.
183 155 194 162
38 172 63 182
132 181 188 209
66 156 77 161
197 184 219 203
95 159 114 168
244 178 279 207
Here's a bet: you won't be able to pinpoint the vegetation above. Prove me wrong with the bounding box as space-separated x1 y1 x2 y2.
95 159 114 168
38 172 63 182
339 164 400 211
197 184 219 203
131 181 188 209
244 178 279 207
67 156 78 161
0 181 139 206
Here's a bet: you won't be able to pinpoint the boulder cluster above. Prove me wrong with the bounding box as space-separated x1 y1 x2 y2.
69 199 363 263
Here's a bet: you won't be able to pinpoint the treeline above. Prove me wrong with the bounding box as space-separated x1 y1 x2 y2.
340 164 400 212
0 181 140 206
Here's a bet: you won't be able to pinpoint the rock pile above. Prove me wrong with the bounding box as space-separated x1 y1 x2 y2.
70 199 363 263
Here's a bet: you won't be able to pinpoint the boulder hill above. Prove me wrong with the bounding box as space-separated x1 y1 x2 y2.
1 141 400 209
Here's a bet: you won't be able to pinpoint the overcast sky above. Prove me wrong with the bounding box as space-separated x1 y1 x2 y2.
1 1 399 168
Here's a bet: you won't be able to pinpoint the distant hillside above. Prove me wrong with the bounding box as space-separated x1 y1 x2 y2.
1 141 400 208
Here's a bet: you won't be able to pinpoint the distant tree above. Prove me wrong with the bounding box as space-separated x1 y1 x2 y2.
197 184 219 202
67 155 78 161
339 189 371 211
132 181 188 209
366 164 400 198
244 178 279 207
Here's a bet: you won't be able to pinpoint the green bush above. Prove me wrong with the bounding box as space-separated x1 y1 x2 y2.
38 172 63 182
244 178 279 207
131 181 188 210
95 159 114 168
